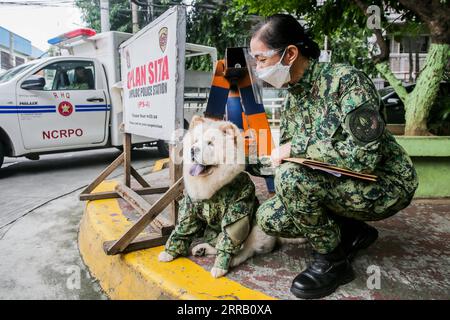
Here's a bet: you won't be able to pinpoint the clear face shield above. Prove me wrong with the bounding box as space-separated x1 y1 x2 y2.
243 47 265 105
247 47 291 89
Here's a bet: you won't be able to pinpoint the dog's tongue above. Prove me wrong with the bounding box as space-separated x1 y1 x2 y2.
190 164 206 176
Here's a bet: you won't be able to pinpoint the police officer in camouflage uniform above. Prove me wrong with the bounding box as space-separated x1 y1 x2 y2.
250 14 418 299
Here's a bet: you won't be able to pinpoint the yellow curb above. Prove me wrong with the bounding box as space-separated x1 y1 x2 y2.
152 158 170 172
78 180 276 300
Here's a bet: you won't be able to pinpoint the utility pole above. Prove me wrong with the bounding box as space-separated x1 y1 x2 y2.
148 0 154 23
100 0 111 32
131 1 139 33
8 32 14 69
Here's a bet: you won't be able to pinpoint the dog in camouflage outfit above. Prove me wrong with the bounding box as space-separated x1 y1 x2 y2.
158 116 284 278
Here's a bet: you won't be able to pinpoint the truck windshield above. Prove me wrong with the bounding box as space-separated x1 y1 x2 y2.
0 61 39 84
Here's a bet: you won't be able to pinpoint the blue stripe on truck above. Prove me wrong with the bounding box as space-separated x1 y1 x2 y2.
0 105 55 109
0 110 56 114
0 104 111 114
75 104 111 112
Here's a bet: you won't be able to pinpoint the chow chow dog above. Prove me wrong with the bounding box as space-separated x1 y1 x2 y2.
158 116 304 278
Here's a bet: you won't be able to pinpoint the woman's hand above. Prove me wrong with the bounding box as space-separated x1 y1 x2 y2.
271 143 291 167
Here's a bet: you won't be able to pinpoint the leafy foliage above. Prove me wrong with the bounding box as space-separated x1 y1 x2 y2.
232 0 427 76
232 0 386 76
186 1 253 70
234 0 450 135
75 0 133 33
74 0 253 71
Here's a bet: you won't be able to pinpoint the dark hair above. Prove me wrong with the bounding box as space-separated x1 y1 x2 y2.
252 14 320 60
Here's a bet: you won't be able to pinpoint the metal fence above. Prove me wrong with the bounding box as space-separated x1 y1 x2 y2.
183 88 285 128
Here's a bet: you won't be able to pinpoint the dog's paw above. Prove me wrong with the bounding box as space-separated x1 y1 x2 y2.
158 251 174 262
191 243 217 256
230 256 244 268
192 244 207 256
210 267 228 278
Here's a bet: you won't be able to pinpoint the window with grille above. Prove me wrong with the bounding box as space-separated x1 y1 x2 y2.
15 56 25 66
1 51 13 70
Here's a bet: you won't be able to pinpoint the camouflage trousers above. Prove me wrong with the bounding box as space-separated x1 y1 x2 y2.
256 162 415 254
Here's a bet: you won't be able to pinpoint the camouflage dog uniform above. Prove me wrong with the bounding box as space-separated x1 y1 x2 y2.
165 171 258 270
257 60 419 254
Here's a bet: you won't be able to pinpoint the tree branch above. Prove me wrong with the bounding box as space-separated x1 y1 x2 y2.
398 0 450 43
372 29 390 63
352 0 389 63
375 62 409 103
397 0 433 22
352 0 408 104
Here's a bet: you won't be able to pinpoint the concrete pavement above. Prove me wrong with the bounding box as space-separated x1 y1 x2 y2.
0 147 160 299
0 147 159 235
2 145 448 300
78 168 450 300
0 190 106 299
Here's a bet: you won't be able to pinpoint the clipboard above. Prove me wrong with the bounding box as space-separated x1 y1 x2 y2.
282 158 378 182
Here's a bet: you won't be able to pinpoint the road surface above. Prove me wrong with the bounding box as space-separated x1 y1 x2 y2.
0 147 161 299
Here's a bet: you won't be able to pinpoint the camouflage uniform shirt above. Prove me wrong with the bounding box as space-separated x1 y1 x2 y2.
282 60 418 194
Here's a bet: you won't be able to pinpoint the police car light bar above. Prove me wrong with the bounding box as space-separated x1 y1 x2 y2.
48 28 96 45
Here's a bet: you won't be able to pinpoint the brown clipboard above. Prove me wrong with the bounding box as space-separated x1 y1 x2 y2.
283 157 378 182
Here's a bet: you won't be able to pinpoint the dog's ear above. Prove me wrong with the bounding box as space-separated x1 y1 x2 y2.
219 122 240 137
189 115 205 130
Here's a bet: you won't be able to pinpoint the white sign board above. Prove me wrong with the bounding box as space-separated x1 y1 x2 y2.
120 6 186 141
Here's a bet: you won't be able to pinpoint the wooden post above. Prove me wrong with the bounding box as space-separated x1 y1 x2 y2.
79 186 168 201
124 133 132 187
130 166 151 188
78 153 124 200
169 144 182 225
114 184 174 235
105 177 184 255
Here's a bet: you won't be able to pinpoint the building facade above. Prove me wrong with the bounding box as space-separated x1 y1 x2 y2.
0 26 45 72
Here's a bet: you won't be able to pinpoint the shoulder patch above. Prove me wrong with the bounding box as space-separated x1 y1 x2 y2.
345 105 385 144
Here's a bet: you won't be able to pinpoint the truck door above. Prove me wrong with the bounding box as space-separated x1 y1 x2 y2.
16 60 109 150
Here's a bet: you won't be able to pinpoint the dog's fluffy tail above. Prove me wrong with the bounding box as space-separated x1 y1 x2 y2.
230 225 277 268
230 228 308 268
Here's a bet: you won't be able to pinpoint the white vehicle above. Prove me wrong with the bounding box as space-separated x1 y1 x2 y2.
0 28 216 168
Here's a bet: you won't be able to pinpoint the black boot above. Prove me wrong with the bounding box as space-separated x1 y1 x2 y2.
334 216 379 261
290 244 355 299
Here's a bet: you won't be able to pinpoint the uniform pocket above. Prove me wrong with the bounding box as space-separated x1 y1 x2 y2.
291 134 311 157
315 103 344 139
367 182 402 215
361 184 384 201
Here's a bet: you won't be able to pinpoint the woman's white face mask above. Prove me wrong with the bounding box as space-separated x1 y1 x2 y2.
255 49 291 89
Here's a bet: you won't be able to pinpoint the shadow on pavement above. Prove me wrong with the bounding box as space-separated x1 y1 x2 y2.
0 147 160 179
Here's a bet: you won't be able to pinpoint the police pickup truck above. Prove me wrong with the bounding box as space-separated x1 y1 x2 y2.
0 28 216 168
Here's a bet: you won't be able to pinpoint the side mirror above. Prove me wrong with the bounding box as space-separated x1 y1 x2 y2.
21 76 45 90
386 98 400 105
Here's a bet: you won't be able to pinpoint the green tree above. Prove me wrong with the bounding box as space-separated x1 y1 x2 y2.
75 0 185 32
75 0 134 33
74 1 254 71
185 0 253 70
236 0 450 136
316 27 378 77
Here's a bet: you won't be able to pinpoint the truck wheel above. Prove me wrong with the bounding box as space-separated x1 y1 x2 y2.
0 143 4 169
157 140 169 157
115 145 135 152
